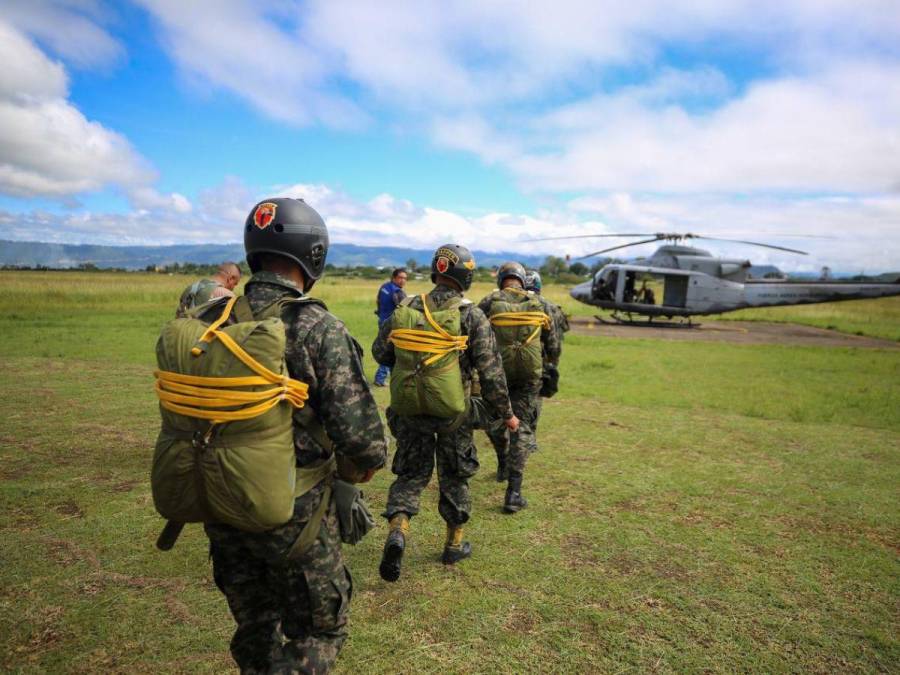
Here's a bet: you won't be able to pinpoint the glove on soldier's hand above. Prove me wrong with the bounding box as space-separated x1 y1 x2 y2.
332 478 376 545
469 396 508 433
540 364 560 398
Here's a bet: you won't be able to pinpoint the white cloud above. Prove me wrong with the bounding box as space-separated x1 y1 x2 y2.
5 179 897 273
432 62 900 194
0 20 188 210
1 0 124 69
136 0 366 127
130 187 192 213
138 1 900 113
132 1 900 198
0 21 68 101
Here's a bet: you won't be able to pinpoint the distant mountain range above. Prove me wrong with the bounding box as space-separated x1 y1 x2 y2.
0 240 547 270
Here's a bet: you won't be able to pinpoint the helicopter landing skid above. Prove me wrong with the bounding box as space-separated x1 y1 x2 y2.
597 312 700 328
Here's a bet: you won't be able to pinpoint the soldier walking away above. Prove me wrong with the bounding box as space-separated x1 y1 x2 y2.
372 244 518 582
176 262 242 317
524 269 567 432
525 269 570 340
373 267 408 386
205 198 387 673
480 263 560 513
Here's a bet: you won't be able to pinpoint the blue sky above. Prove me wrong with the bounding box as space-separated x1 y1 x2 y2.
1 1 899 272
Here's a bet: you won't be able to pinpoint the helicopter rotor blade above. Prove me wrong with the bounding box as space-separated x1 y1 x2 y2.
576 237 665 259
692 236 808 255
523 233 658 242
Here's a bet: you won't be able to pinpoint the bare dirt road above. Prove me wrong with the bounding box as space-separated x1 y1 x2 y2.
568 318 899 349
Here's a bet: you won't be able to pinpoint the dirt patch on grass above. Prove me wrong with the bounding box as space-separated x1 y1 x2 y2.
502 605 539 634
0 461 31 480
43 537 100 568
651 559 690 581
607 551 641 575
110 480 139 493
74 423 147 447
610 496 646 512
569 318 900 349
25 605 68 652
164 596 199 625
53 501 84 518
775 514 898 553
561 534 602 569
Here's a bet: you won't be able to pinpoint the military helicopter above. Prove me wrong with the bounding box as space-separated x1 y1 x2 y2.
531 232 900 324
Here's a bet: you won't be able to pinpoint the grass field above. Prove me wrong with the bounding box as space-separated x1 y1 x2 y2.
1 271 898 672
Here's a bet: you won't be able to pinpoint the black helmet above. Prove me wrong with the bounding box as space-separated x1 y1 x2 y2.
497 261 526 289
524 269 542 293
244 197 329 290
431 243 476 291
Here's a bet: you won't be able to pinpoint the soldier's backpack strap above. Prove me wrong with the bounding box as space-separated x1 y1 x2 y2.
231 295 255 323
185 294 231 322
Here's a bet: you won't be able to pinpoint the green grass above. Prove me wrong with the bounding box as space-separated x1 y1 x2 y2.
1 271 898 672
711 297 900 342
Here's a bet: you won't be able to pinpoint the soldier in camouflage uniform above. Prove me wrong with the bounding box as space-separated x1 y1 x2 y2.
204 198 387 674
176 262 242 317
372 244 518 582
525 269 569 341
479 263 561 512
524 269 568 431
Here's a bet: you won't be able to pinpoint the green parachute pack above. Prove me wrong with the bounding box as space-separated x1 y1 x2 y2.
388 294 469 418
152 294 327 540
486 288 550 385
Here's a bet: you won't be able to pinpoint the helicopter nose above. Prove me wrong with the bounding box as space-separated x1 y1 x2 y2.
570 281 592 302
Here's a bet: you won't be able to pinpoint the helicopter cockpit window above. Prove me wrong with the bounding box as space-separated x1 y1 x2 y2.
592 268 615 300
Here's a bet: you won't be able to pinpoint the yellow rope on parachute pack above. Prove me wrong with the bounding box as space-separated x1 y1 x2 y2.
489 310 551 346
154 295 309 423
388 294 469 367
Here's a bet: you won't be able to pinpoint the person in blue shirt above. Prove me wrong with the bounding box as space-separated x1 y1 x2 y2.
374 267 408 386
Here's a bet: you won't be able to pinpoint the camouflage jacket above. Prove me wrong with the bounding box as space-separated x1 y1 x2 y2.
244 271 387 472
541 297 570 346
176 278 233 317
372 283 514 419
477 288 562 366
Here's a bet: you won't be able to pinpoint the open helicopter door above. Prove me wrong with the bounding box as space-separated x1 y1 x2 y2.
662 274 689 308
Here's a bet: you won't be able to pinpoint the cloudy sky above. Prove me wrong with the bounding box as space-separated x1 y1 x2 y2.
1 0 899 272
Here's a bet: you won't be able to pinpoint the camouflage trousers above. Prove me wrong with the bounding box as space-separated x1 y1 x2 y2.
205 483 352 675
383 408 479 526
486 382 540 478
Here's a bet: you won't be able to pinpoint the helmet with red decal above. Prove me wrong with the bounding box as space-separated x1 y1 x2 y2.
430 243 476 291
244 197 329 291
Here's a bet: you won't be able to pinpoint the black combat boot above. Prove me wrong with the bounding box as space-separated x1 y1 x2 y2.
496 455 507 482
441 524 472 564
379 513 409 582
495 436 509 482
503 474 528 513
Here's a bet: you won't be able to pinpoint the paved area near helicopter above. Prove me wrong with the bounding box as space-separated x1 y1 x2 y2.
569 318 899 349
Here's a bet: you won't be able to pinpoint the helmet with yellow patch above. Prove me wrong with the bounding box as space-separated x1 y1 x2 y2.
430 243 476 291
